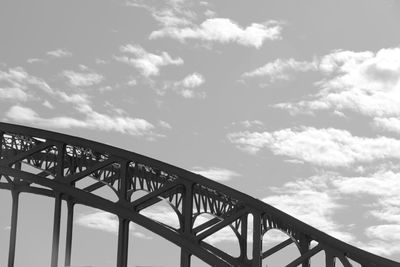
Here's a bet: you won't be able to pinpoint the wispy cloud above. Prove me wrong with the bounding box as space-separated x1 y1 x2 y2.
115 44 183 77
243 58 317 81
0 67 54 101
47 48 72 58
6 104 157 137
263 175 354 243
191 167 240 181
228 127 400 167
150 18 282 49
63 70 104 87
76 210 150 239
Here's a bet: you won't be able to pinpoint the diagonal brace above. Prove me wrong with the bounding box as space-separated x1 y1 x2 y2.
285 244 322 267
0 141 54 167
195 207 249 241
66 157 116 183
262 238 294 259
131 179 181 211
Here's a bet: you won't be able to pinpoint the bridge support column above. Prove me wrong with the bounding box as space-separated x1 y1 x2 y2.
252 212 262 267
181 181 193 267
239 214 248 262
180 249 192 267
117 217 129 267
299 234 311 267
8 190 19 267
65 200 74 267
51 193 62 267
325 250 336 267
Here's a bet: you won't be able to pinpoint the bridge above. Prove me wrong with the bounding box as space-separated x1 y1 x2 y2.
0 122 399 267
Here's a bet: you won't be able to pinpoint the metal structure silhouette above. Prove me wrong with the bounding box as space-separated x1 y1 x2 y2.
0 122 399 267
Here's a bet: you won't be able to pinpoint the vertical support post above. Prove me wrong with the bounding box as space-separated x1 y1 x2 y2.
299 234 311 267
239 214 248 262
325 250 336 267
252 211 262 267
64 200 74 267
56 143 65 180
117 160 130 267
51 193 62 267
180 181 193 267
117 217 129 267
8 190 19 267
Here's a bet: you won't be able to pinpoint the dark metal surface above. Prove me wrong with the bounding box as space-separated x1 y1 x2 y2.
0 122 399 267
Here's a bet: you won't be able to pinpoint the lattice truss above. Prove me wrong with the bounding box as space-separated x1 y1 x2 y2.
0 123 399 267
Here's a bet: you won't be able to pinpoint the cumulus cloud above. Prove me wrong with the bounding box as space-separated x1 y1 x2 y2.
115 44 183 77
63 70 104 87
271 48 400 133
150 18 282 49
243 58 317 81
191 167 240 182
228 127 400 167
172 72 205 98
47 48 72 58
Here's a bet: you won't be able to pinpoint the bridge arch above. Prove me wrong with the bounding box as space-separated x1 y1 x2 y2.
0 122 399 267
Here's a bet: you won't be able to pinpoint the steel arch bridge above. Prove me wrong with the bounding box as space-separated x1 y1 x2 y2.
0 122 399 267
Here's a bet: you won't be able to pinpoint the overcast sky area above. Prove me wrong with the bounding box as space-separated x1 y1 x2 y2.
1 0 400 266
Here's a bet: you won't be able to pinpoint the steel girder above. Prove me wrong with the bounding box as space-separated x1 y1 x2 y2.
0 122 399 267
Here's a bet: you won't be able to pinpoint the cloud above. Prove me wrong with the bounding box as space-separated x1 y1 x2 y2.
272 48 400 127
262 175 354 242
150 18 282 48
373 117 400 134
0 67 54 101
76 210 150 239
76 211 119 233
63 70 104 87
47 48 72 58
172 72 206 98
115 44 183 77
191 167 240 182
243 58 317 82
228 127 400 167
6 104 157 137
235 120 264 129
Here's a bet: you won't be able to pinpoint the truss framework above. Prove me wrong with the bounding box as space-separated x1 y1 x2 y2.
0 122 399 267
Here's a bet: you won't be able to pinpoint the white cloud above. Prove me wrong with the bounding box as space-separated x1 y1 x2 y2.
181 73 204 88
243 58 317 81
150 18 282 49
158 120 172 129
76 210 150 239
6 104 157 137
262 175 354 243
191 167 240 182
0 67 54 101
42 100 54 109
76 211 119 233
47 48 72 58
228 127 400 167
373 117 400 134
115 44 183 77
63 70 104 87
236 120 263 128
172 72 206 98
273 48 400 127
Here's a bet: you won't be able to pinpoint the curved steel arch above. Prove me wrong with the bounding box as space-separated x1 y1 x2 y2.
0 122 399 267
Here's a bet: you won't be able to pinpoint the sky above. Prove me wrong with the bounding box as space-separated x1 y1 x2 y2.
1 0 400 266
